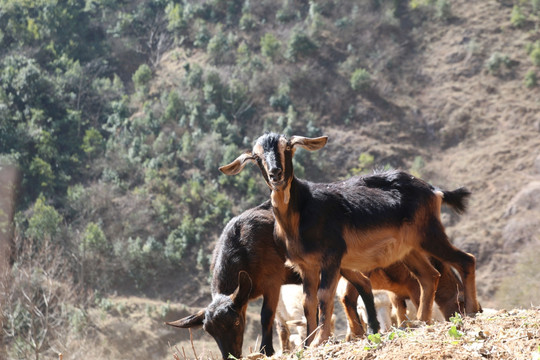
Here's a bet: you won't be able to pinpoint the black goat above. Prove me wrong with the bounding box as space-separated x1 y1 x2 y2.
166 200 379 359
219 133 481 346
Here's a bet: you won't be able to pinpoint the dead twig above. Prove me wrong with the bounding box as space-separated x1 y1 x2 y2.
189 328 199 360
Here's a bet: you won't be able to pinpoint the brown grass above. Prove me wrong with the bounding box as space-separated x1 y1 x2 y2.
237 308 540 360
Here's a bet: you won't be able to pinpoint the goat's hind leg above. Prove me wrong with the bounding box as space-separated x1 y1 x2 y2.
402 251 440 324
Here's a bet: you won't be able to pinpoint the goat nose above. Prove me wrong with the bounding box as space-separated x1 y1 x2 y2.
269 167 283 179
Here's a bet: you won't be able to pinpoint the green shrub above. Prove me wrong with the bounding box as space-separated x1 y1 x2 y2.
82 128 105 158
132 64 152 91
186 63 204 88
166 3 186 32
260 33 281 62
435 0 452 21
26 195 63 241
485 52 511 74
239 12 256 31
236 41 251 66
29 156 55 190
269 83 292 111
286 30 318 62
207 30 229 64
350 68 372 92
350 152 375 175
80 222 110 255
530 47 540 67
524 70 537 88
510 5 526 28
276 0 298 23
409 156 425 178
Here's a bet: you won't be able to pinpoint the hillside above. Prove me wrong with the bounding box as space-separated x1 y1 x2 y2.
1 0 539 359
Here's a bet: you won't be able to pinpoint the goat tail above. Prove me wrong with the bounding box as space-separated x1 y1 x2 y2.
441 187 471 215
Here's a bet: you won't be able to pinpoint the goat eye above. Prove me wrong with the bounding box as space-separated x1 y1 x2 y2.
234 319 240 326
286 145 291 151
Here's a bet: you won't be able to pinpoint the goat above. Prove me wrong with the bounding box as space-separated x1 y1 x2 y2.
219 133 481 346
166 200 378 359
339 257 465 340
166 200 299 359
276 284 336 353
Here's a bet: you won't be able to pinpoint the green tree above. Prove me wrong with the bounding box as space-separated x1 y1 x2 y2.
26 195 63 242
132 64 152 92
286 30 318 62
260 33 281 61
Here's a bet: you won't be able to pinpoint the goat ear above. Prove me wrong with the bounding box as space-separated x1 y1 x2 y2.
232 271 252 308
290 136 328 151
166 309 205 329
219 152 255 175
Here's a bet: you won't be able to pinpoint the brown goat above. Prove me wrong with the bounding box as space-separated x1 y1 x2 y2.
340 258 466 340
220 133 481 346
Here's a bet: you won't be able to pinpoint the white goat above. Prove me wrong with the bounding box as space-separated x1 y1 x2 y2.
276 284 336 352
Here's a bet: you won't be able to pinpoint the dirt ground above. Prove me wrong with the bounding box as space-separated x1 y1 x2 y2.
231 308 540 360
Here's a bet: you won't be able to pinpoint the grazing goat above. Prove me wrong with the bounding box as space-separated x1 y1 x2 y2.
339 257 465 340
166 201 300 359
166 201 378 359
219 133 481 346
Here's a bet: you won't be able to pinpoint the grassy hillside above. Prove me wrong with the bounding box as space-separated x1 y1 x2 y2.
1 0 539 358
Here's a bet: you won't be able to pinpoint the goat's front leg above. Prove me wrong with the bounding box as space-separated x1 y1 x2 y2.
340 268 380 336
260 291 279 356
302 269 320 347
311 259 341 347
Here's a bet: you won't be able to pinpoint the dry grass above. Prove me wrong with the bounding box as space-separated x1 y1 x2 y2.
235 308 540 360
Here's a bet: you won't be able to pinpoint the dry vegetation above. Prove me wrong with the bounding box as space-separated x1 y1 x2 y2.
169 309 540 360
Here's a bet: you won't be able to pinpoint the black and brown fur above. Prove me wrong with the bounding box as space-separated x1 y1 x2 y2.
166 201 297 359
166 201 379 359
220 133 482 346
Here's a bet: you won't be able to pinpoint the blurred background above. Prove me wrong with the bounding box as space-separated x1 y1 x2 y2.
1 0 539 358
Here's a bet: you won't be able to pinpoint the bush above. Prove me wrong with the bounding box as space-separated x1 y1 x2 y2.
524 70 537 88
132 64 152 94
269 83 292 111
81 128 105 159
1 238 83 359
350 68 372 92
239 12 256 31
435 0 452 21
26 195 63 242
530 46 540 67
350 152 374 175
207 30 229 65
510 5 526 28
485 52 511 75
286 30 318 62
260 33 281 62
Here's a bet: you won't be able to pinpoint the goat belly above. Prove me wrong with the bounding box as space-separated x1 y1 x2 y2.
341 227 411 272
